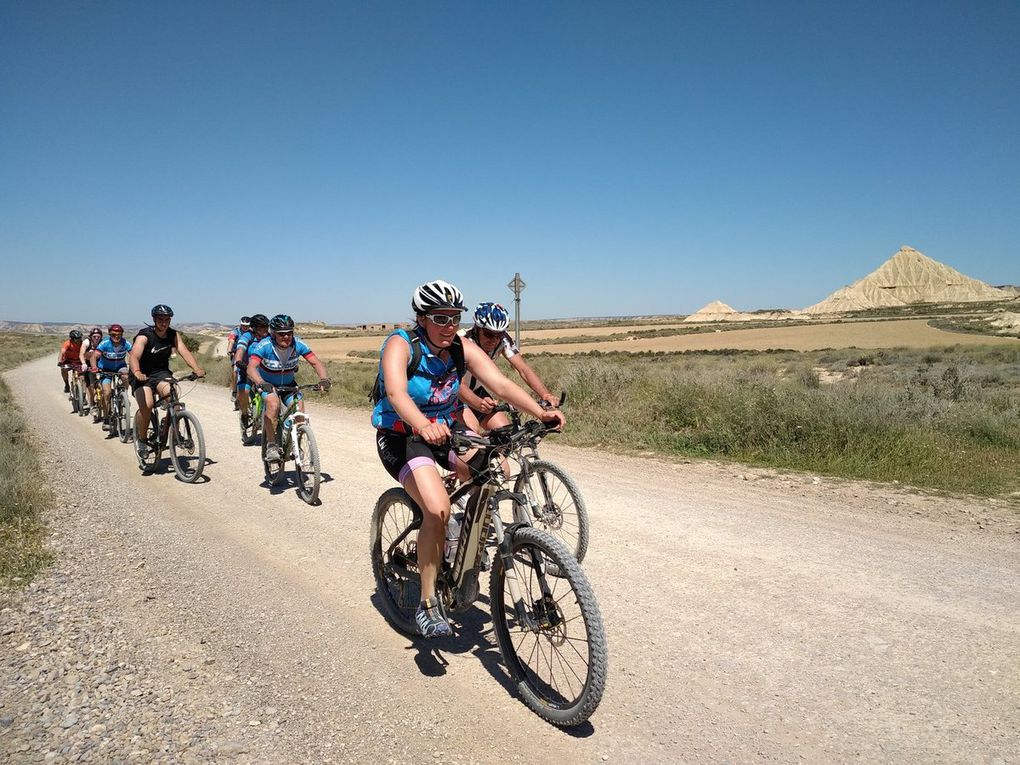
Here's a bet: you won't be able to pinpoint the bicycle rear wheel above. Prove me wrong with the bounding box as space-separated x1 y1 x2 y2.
489 526 607 727
370 488 423 636
169 410 205 483
69 382 80 414
513 459 590 567
295 424 321 504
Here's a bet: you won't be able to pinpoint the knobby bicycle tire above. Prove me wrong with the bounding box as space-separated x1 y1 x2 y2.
117 390 133 443
262 433 284 486
295 424 321 504
370 487 423 636
513 459 590 568
241 395 262 445
75 382 88 417
169 410 205 483
136 412 161 474
489 526 607 727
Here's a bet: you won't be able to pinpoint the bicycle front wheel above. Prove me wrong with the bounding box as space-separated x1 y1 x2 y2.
295 424 321 504
117 390 133 443
169 410 205 483
489 526 607 727
513 459 590 566
135 412 161 474
370 488 423 636
75 382 88 416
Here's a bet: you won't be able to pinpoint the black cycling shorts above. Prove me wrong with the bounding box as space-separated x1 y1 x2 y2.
376 429 458 484
131 369 173 394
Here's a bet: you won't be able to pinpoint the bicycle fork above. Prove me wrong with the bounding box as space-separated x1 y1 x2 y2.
490 491 561 633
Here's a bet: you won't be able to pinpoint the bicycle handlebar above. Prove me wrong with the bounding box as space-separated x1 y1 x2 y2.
260 382 326 394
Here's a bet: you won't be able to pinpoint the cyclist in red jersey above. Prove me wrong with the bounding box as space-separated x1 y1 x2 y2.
57 329 85 392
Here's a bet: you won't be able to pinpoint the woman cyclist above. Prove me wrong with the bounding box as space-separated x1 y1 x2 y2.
371 279 565 639
79 327 104 413
233 313 270 427
458 301 559 434
57 329 85 393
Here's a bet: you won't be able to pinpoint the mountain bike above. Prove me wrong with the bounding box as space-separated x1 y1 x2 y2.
62 364 88 415
260 383 323 504
488 395 590 568
108 370 133 443
134 373 206 483
370 423 608 727
240 386 264 445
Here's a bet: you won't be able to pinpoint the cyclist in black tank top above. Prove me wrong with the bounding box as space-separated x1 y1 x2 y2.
128 304 206 459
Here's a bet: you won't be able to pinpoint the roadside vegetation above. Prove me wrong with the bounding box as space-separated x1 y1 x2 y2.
0 333 62 587
196 339 1020 499
929 316 1020 339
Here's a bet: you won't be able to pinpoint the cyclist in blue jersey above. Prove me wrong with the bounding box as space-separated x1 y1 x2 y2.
246 314 330 462
372 279 565 639
226 316 251 410
91 324 133 430
233 313 269 428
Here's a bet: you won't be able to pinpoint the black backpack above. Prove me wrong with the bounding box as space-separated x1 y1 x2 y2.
369 332 465 405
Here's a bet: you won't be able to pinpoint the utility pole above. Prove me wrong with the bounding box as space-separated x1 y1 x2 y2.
507 272 526 346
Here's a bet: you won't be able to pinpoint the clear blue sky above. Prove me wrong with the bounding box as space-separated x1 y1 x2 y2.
2 1 1018 324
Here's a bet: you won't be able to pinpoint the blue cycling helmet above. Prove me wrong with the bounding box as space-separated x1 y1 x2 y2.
473 302 510 332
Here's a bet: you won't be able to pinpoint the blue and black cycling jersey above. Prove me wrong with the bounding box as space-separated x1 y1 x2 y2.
94 338 132 372
371 327 461 432
248 335 313 388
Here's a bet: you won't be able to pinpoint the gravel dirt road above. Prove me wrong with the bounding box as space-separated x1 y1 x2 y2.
2 356 1018 763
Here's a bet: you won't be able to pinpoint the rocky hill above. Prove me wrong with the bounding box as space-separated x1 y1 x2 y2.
802 246 1011 314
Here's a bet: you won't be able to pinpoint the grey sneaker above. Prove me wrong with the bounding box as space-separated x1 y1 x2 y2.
264 443 283 462
415 597 453 639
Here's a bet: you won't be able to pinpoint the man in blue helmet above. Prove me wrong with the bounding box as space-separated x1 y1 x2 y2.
458 301 559 433
246 313 330 463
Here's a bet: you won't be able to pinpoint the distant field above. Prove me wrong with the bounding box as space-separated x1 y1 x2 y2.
523 319 1019 354
304 318 1018 361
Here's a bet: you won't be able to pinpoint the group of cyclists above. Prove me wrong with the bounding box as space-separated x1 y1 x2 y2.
57 280 564 639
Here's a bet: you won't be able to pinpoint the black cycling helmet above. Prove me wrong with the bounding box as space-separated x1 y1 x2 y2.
240 316 251 327
269 314 295 332
250 313 270 328
151 304 174 318
69 329 83 341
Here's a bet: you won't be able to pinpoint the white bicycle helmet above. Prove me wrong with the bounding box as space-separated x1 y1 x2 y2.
411 279 466 314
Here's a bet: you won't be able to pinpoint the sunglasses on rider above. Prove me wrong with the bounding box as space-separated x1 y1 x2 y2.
479 328 503 339
426 313 461 327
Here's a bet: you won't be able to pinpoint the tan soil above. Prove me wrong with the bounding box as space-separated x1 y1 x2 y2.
522 318 1020 354
3 357 1018 763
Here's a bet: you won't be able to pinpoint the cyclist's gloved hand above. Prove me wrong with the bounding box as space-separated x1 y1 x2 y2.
259 382 275 394
318 378 331 392
194 369 206 379
477 396 497 414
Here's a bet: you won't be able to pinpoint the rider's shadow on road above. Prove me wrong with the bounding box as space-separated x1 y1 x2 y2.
389 592 596 736
147 457 216 484
260 471 333 502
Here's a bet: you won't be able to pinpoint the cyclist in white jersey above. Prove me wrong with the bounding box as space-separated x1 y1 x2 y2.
458 302 558 433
